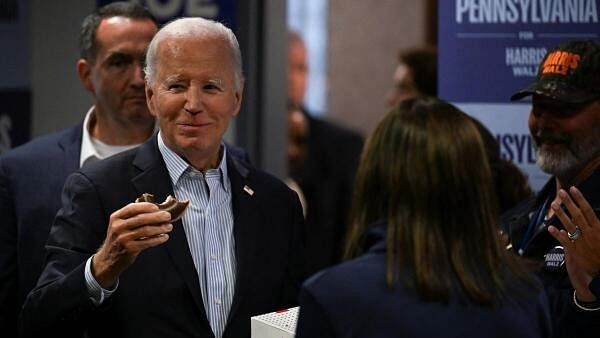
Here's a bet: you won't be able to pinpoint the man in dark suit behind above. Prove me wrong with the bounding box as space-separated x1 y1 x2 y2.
287 32 363 277
0 3 158 336
20 17 305 338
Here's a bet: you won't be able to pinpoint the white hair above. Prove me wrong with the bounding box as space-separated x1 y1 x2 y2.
144 17 243 89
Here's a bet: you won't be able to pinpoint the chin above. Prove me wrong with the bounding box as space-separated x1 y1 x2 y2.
128 109 154 122
536 150 579 177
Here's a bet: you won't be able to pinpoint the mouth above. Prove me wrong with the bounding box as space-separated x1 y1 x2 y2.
125 96 147 103
176 122 212 130
534 131 569 149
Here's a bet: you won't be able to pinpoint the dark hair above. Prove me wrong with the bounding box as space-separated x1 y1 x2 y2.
345 96 536 306
399 47 437 96
494 159 534 212
79 1 157 63
470 117 533 212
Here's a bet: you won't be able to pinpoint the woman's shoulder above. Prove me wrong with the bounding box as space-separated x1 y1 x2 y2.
302 253 387 298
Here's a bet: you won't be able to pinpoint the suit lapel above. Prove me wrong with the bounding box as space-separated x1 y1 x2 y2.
226 155 262 326
130 137 209 323
57 123 83 174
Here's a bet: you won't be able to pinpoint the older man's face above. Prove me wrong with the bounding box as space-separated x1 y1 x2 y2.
529 95 600 177
146 36 242 163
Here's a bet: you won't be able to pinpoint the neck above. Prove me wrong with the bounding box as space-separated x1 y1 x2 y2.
546 156 599 219
183 146 223 172
555 156 600 192
90 108 155 145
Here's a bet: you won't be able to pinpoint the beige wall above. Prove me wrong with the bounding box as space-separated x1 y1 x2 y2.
31 0 94 137
327 0 427 136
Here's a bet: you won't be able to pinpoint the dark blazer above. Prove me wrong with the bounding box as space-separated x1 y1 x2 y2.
0 124 83 337
294 110 363 277
20 136 305 338
296 223 552 338
0 122 251 338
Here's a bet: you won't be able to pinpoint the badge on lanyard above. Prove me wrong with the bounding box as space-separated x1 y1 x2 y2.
543 246 565 272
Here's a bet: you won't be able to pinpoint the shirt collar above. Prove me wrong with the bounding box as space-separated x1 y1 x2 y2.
157 131 229 192
80 106 99 167
80 106 159 168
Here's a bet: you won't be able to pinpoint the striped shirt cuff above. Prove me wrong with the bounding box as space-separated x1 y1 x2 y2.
84 255 118 306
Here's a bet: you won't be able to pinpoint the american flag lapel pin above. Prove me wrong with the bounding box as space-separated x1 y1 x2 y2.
243 185 254 196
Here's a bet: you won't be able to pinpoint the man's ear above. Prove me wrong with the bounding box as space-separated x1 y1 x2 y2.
145 83 158 117
232 80 244 117
77 59 94 93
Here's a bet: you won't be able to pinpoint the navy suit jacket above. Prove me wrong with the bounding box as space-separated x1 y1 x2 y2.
0 123 252 338
20 136 305 338
296 224 552 338
0 124 83 337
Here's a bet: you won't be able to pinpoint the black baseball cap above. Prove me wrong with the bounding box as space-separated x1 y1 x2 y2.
511 40 600 103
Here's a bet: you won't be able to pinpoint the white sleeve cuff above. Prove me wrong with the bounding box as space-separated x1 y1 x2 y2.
84 255 118 306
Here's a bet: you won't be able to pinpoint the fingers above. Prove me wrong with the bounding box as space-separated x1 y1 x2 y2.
122 223 174 244
551 192 578 235
127 232 171 251
105 203 174 252
553 188 592 233
569 187 599 230
110 204 172 230
548 225 571 248
112 201 162 221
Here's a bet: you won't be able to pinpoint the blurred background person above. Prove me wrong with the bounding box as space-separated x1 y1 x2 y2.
385 46 437 108
472 117 534 213
386 46 532 212
295 97 551 338
287 31 363 277
0 3 158 336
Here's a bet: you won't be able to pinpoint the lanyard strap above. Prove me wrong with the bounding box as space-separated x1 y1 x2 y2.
518 196 551 254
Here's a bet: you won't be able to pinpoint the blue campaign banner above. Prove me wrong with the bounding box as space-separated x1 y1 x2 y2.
439 0 600 191
97 0 237 28
439 0 600 102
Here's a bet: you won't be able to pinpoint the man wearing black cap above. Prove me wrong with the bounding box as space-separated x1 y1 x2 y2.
503 40 600 338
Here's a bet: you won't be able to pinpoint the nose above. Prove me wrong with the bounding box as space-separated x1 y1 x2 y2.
131 63 145 89
529 107 557 131
385 89 398 108
184 86 203 115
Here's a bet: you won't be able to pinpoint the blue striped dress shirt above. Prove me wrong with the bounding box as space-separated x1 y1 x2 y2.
158 134 236 338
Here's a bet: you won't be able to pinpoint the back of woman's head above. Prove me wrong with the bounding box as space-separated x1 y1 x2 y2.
346 97 534 305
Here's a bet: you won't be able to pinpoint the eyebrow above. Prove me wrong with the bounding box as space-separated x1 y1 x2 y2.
103 52 132 64
207 78 224 86
165 74 182 83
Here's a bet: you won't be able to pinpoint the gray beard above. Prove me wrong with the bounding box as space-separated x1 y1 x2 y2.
534 127 600 177
536 146 581 177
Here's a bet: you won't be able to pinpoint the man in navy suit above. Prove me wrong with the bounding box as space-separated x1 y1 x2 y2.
20 17 305 338
286 32 363 277
0 3 158 336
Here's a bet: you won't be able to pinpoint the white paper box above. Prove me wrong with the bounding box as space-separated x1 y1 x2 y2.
251 306 299 338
